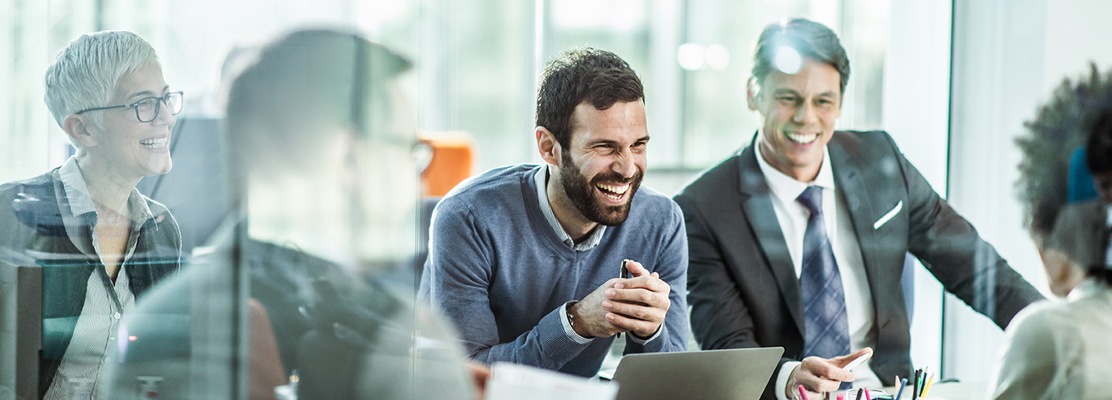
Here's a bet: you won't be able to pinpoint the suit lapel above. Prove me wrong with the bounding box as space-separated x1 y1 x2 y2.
828 136 878 263
828 135 898 325
737 144 805 332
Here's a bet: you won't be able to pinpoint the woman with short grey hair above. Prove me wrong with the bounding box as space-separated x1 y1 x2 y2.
0 30 182 399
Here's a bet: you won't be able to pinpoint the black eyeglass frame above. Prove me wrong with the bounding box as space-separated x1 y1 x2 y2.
75 91 184 123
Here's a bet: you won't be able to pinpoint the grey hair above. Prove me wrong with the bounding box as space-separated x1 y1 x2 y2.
44 30 160 128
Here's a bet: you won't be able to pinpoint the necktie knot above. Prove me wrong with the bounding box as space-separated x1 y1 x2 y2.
797 185 823 215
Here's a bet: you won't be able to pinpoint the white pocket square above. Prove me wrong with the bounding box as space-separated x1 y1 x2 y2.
873 201 903 229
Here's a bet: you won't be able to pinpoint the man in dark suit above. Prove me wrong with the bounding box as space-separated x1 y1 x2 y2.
673 18 1043 400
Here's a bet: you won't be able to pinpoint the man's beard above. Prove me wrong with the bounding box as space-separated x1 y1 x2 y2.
559 152 643 226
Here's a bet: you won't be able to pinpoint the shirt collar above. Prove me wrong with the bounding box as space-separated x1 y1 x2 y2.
59 156 98 218
58 156 156 226
1068 277 1108 301
754 143 836 204
533 166 606 251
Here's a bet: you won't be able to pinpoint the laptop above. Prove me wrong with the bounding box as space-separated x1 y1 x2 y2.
610 347 784 400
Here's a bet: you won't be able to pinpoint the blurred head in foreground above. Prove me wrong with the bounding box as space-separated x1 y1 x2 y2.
1016 63 1112 295
226 29 420 271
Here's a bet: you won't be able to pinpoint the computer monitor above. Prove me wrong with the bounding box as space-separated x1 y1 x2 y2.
0 255 43 400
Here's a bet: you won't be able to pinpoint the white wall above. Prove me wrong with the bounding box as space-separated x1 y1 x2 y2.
946 0 1048 383
1042 1 1112 95
883 0 952 375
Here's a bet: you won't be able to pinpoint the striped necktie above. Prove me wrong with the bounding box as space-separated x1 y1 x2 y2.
797 185 852 377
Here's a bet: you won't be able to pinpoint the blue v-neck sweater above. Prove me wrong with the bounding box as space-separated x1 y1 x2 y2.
420 164 689 377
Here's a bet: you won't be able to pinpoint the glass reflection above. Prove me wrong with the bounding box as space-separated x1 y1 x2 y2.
100 29 474 399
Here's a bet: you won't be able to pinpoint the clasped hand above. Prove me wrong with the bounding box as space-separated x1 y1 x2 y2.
569 259 670 338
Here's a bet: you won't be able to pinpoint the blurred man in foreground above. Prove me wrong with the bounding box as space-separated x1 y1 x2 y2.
104 29 480 399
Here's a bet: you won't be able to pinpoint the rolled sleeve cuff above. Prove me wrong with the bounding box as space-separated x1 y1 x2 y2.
558 301 594 345
776 361 801 400
626 325 662 345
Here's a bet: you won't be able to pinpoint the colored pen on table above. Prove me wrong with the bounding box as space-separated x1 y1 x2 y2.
836 394 844 400
854 388 863 400
919 368 929 398
797 384 810 400
894 377 908 399
920 373 935 398
912 369 921 399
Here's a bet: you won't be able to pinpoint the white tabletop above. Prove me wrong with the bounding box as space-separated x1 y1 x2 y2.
882 382 985 400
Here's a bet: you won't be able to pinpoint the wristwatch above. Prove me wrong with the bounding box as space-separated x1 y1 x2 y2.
566 301 578 329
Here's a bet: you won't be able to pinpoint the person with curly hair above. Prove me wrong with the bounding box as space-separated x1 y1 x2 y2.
988 63 1112 400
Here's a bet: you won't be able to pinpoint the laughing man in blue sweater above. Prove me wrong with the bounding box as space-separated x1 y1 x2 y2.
419 48 689 377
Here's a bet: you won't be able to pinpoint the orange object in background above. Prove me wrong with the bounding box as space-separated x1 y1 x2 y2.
419 131 476 197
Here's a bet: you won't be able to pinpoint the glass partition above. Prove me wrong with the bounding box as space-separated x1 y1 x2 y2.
6 0 1104 398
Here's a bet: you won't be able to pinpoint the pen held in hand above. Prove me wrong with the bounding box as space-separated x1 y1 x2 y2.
616 259 629 339
842 351 872 372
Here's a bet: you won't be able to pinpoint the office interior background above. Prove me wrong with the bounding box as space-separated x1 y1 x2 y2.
2 0 1110 387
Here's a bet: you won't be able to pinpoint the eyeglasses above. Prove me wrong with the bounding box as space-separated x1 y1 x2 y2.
75 91 184 123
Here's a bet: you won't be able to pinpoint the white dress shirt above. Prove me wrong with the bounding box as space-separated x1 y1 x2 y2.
44 157 147 400
754 148 883 400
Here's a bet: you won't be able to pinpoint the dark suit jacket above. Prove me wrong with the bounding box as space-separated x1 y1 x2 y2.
673 131 1043 400
0 170 181 397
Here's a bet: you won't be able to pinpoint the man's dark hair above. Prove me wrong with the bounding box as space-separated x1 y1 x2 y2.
1016 63 1112 246
751 18 850 94
535 48 644 150
1086 107 1112 174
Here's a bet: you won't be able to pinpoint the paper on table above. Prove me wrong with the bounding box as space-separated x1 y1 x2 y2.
485 362 619 400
